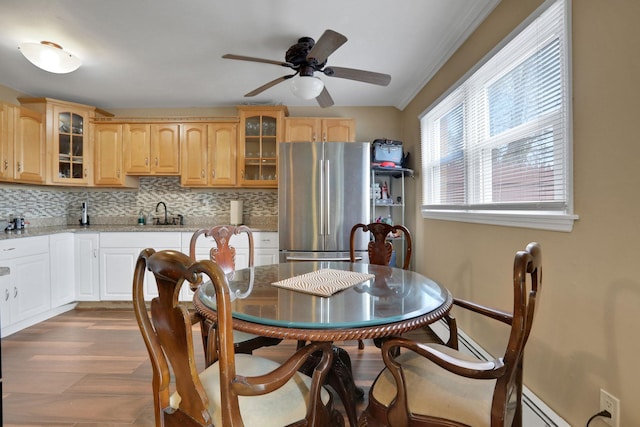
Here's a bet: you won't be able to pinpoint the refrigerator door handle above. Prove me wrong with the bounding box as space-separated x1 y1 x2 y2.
325 159 330 235
319 159 324 237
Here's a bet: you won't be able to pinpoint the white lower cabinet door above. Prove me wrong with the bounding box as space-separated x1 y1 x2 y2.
50 233 76 307
75 233 100 301
99 248 140 300
13 252 51 322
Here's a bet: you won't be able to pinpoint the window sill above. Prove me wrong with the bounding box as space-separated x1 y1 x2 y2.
421 208 578 232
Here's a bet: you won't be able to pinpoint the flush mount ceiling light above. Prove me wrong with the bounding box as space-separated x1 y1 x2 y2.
289 75 324 100
18 41 81 74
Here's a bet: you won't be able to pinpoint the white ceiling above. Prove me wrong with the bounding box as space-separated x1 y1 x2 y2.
0 0 500 110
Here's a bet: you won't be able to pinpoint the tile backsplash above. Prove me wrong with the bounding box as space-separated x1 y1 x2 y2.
0 177 277 228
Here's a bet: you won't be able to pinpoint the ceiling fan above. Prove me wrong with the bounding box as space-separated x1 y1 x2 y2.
222 29 391 108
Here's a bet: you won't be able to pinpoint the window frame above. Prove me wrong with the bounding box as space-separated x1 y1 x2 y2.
419 0 577 232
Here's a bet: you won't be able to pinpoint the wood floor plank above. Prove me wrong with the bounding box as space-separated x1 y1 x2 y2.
1 307 440 426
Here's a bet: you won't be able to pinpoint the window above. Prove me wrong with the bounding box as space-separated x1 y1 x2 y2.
420 0 577 232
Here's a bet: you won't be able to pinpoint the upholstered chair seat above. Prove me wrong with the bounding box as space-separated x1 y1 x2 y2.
171 354 332 427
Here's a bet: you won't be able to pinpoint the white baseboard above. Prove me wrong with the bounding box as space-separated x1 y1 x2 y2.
430 320 570 427
1 302 77 338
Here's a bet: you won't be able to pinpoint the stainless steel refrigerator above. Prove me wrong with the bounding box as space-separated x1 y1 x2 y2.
278 141 370 262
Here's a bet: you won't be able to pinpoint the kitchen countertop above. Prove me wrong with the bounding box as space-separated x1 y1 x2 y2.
1 223 277 241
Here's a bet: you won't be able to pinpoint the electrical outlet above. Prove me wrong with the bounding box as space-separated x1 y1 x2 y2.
600 389 620 427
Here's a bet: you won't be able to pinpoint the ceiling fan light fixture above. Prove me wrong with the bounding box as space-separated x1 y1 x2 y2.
290 76 324 99
18 41 81 74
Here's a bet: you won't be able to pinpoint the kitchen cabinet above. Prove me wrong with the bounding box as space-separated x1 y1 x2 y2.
0 103 14 181
0 236 51 337
254 232 279 266
18 97 107 186
284 117 355 142
180 122 237 187
93 123 139 187
13 106 46 184
75 233 100 301
49 233 76 307
124 123 180 175
99 232 182 300
371 166 413 268
237 106 287 188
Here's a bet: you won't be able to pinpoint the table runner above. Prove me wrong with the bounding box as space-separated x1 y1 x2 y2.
271 268 375 297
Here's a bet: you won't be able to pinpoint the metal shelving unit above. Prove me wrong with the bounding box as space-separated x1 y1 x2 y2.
370 166 414 268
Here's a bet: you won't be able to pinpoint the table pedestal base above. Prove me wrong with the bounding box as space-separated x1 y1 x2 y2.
300 345 363 427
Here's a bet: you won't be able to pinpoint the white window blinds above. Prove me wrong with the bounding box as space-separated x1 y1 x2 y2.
420 0 576 231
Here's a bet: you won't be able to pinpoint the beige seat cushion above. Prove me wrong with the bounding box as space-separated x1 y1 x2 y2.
233 330 261 343
371 343 496 427
171 353 331 427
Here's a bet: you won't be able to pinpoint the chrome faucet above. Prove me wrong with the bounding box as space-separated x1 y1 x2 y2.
155 201 168 225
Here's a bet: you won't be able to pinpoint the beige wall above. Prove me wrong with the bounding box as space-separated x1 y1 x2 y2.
401 0 640 425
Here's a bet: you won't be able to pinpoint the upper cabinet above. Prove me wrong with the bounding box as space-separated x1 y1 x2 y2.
18 97 108 186
124 123 180 175
284 117 355 142
180 122 238 187
93 123 139 188
0 103 45 184
237 106 287 188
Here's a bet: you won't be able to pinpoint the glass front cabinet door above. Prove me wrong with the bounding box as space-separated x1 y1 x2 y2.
18 97 110 186
237 106 287 188
55 107 88 183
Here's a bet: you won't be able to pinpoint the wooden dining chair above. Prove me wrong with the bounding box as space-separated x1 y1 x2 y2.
358 242 542 427
349 222 412 270
133 248 344 427
349 222 412 349
189 225 281 366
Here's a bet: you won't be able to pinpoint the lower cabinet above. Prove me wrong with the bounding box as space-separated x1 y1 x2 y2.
75 233 100 301
99 232 182 301
50 233 76 306
1 236 51 337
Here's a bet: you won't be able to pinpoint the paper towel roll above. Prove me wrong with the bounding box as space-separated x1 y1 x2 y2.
230 200 243 225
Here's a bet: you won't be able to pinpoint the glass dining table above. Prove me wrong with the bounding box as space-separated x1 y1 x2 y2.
193 261 452 426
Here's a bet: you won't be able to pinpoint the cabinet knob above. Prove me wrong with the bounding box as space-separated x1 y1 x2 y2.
211 169 215 178
84 168 88 178
3 160 7 170
202 169 205 178
4 288 9 301
16 161 21 172
14 286 18 298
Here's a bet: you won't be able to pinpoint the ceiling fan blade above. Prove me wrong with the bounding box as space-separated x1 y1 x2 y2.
306 29 347 65
324 66 391 86
316 86 334 108
244 74 295 97
223 54 293 68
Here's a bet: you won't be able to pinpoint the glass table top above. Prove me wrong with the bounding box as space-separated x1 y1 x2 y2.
197 261 448 330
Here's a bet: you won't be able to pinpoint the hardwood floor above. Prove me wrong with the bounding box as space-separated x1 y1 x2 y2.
1 307 439 426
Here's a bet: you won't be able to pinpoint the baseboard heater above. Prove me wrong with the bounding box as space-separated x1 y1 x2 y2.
430 320 570 427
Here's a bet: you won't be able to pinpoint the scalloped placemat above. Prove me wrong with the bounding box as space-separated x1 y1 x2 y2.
271 268 375 297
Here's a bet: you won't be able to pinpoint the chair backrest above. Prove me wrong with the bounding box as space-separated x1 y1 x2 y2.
496 241 542 422
189 225 254 274
133 248 213 427
133 249 336 427
349 222 412 269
